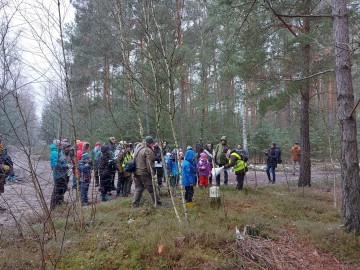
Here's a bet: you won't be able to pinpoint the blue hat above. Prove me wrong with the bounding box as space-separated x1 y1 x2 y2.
82 153 90 160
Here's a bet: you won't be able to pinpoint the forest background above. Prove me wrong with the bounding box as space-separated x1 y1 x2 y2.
1 0 360 268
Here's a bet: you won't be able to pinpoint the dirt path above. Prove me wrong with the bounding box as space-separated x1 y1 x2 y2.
0 147 339 230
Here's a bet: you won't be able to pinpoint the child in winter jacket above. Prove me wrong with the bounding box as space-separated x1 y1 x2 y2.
197 153 211 188
78 152 92 205
167 150 180 189
182 149 197 207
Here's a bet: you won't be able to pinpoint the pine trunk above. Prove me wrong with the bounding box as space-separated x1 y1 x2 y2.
332 0 360 233
298 0 311 187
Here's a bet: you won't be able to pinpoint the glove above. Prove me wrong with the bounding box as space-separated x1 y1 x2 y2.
8 175 14 182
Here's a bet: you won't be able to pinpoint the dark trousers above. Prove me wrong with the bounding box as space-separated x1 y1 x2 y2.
235 171 246 190
170 174 179 188
266 165 276 183
156 168 164 186
94 165 100 187
216 167 228 186
123 175 133 196
184 186 194 202
100 177 112 197
50 176 69 210
132 175 161 206
80 181 90 203
116 172 124 195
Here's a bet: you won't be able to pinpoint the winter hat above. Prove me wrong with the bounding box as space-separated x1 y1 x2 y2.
101 145 109 153
200 153 207 159
53 139 61 146
220 136 227 141
82 153 90 160
62 142 71 149
95 142 102 147
145 136 154 144
186 145 193 150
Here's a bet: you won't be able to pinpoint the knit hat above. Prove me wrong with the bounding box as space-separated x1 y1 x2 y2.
62 142 71 149
145 136 154 144
101 145 109 153
95 142 102 147
82 153 90 160
220 136 227 141
200 153 207 159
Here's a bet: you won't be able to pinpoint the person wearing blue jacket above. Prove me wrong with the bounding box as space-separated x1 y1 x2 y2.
50 141 72 210
78 152 92 205
182 149 197 207
167 149 180 189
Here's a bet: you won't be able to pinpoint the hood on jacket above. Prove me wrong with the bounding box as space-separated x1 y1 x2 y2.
82 142 90 151
49 144 58 151
77 141 84 151
184 149 196 162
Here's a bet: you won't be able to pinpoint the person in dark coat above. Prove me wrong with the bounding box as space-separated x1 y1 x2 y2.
50 142 72 210
97 145 116 201
265 143 280 184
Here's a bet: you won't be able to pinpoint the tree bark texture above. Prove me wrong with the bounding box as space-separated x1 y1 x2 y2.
298 0 311 187
332 0 360 233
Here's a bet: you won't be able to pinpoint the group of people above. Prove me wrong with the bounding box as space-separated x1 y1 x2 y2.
49 135 302 210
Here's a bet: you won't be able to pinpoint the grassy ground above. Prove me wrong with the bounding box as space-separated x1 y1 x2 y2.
1 181 360 269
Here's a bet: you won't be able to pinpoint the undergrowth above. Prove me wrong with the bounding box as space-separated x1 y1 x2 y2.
0 181 359 269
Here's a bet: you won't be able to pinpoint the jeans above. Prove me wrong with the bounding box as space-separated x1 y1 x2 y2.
216 168 228 186
80 181 90 203
72 175 76 188
266 166 276 183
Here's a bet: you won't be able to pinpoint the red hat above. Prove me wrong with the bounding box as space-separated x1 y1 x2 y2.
95 142 102 147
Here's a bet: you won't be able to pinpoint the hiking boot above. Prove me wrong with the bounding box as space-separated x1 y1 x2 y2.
102 195 110 202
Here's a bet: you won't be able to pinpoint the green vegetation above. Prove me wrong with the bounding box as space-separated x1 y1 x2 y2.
1 181 359 269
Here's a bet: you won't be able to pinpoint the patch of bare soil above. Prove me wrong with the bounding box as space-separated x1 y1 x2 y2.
0 148 352 269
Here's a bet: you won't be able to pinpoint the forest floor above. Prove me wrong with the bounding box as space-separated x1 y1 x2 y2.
0 146 357 270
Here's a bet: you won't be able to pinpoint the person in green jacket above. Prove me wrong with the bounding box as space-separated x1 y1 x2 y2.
214 136 229 186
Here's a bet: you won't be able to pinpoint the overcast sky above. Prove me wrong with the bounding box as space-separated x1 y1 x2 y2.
6 0 75 117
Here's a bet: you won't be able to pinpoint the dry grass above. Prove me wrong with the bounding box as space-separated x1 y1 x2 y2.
0 181 359 269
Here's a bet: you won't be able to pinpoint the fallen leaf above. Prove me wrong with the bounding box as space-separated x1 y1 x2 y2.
157 244 164 255
312 250 319 257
